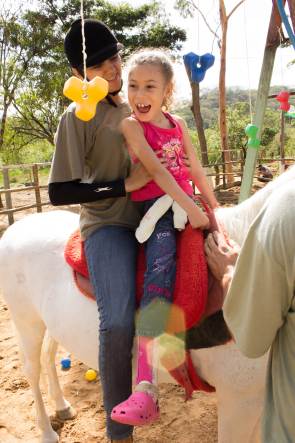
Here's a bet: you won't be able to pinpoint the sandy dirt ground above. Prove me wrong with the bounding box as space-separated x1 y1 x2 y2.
0 293 218 443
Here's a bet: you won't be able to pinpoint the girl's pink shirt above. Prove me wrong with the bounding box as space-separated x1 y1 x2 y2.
130 112 193 202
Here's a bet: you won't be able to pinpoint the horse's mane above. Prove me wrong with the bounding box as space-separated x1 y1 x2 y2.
216 164 295 245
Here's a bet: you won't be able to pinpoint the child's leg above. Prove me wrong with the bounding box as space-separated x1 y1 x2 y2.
137 203 176 336
111 202 176 426
135 204 176 383
136 336 155 385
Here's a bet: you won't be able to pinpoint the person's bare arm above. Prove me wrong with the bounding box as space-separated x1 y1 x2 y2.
176 116 219 209
121 117 209 229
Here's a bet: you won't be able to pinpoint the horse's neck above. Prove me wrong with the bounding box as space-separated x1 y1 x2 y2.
216 167 295 245
216 192 266 244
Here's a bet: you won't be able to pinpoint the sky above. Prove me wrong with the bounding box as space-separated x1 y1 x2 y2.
111 0 295 100
9 0 295 100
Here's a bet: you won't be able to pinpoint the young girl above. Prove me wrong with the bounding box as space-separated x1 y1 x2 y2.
111 50 218 427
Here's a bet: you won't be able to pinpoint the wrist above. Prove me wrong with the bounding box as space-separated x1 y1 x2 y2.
221 266 234 292
124 177 132 193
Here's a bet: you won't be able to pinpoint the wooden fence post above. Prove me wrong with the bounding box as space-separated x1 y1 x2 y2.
279 111 286 173
32 164 42 213
2 168 14 225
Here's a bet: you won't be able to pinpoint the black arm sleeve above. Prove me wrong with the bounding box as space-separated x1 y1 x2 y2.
48 179 126 206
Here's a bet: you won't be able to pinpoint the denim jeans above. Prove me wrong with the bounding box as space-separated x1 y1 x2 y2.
84 226 137 440
136 198 176 337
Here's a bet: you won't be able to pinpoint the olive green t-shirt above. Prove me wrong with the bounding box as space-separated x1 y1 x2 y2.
224 183 295 443
49 100 141 239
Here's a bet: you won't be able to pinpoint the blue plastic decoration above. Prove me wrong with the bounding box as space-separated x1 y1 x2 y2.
61 357 71 370
277 0 295 51
183 52 215 83
245 124 260 149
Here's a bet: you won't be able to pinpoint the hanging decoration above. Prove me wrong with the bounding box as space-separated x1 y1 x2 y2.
183 52 215 83
285 105 295 118
63 0 108 121
275 90 291 112
63 76 108 121
245 124 260 149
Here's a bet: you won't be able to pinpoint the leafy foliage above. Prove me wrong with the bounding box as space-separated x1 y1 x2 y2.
0 0 186 164
175 87 292 165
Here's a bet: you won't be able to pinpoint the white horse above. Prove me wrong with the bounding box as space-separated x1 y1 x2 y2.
0 165 294 443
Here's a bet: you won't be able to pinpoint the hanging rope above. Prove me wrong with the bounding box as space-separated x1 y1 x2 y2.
80 0 88 96
278 25 285 86
243 2 253 123
210 0 220 53
197 0 200 54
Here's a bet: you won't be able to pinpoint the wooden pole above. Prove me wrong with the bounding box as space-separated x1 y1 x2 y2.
2 168 14 225
184 65 209 166
239 1 285 202
219 0 234 184
32 164 42 213
287 0 295 32
279 111 286 172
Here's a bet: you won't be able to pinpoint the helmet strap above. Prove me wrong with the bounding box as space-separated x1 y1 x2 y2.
109 79 123 96
105 95 117 107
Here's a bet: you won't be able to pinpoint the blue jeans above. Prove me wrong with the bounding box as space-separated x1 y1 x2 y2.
85 226 137 440
136 198 176 337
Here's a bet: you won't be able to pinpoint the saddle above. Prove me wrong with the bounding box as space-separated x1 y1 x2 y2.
64 197 231 397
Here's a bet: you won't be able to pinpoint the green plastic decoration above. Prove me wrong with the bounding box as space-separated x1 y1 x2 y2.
245 124 260 149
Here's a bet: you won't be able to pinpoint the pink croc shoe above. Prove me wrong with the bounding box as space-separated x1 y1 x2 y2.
111 391 160 426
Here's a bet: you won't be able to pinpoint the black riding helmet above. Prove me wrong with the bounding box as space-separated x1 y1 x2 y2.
64 18 122 68
64 19 123 103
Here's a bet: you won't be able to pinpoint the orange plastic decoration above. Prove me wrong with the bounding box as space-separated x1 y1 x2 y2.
63 76 109 121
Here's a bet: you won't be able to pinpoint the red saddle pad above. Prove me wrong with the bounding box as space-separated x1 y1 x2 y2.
65 225 208 331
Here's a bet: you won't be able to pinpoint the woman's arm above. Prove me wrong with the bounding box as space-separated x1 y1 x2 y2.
48 179 125 205
121 117 209 229
49 163 151 206
175 116 219 209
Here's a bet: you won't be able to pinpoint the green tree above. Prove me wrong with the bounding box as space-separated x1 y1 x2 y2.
5 0 186 159
0 7 58 152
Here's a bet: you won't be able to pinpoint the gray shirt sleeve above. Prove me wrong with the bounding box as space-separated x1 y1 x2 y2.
223 184 295 358
49 107 87 183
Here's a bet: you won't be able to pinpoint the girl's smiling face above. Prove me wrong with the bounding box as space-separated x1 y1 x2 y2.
128 63 172 125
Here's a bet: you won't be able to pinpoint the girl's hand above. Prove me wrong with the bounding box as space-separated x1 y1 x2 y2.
187 207 210 230
181 154 191 170
210 201 220 210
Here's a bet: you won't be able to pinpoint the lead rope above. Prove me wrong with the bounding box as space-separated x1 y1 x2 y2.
80 0 117 107
80 0 90 100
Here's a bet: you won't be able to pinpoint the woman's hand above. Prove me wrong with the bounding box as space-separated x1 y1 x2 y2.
181 154 191 170
205 231 240 281
124 163 151 193
124 157 171 193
